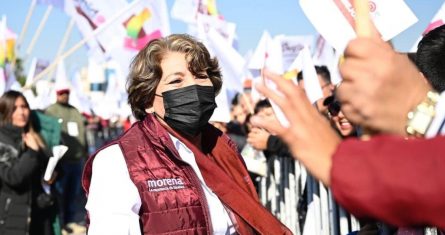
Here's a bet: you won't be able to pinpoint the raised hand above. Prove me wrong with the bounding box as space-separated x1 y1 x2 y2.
251 70 340 185
337 0 432 135
247 127 270 151
23 132 40 151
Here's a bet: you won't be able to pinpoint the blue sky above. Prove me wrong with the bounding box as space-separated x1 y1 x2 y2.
1 0 443 75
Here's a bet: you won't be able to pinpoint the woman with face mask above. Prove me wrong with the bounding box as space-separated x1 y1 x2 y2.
83 34 291 235
0 90 58 235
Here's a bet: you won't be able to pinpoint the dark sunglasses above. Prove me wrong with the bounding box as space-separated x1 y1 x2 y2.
323 96 341 117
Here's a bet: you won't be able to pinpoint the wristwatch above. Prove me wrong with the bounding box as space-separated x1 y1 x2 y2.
406 90 440 137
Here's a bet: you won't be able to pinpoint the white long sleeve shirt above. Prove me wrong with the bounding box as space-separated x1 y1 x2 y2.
86 134 234 235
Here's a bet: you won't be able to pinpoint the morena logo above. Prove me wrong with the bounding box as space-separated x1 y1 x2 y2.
147 178 186 192
369 1 377 12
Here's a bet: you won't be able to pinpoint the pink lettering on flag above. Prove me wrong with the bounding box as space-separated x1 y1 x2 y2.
332 0 355 29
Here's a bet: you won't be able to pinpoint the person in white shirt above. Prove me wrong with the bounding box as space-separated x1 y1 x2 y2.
82 34 291 235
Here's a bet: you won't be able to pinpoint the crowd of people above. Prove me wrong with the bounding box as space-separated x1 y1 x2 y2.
2 8 445 235
0 85 126 234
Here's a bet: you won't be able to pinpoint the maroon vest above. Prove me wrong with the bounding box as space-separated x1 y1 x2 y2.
83 117 213 234
83 114 291 234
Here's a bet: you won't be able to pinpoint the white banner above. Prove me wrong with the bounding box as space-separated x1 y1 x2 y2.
276 35 313 72
300 0 418 51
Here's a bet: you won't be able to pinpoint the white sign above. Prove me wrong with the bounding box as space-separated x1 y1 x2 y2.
300 0 418 51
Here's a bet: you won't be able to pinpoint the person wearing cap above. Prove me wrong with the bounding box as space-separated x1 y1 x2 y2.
45 87 87 234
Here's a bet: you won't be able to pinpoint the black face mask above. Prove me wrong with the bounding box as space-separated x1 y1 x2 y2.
156 85 217 137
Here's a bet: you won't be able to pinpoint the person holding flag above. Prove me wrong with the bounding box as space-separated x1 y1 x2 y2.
251 0 445 228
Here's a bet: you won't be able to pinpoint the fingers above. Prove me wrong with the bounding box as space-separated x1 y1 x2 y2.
250 116 286 137
259 68 319 126
354 0 380 39
23 133 39 151
338 56 370 82
261 69 310 114
343 38 376 59
354 0 371 38
262 69 296 97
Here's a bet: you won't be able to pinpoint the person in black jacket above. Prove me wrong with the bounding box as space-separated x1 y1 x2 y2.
0 90 58 235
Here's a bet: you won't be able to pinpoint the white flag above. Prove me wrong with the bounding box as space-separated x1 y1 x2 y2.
194 13 236 46
171 0 200 24
289 46 323 104
25 58 49 87
312 35 334 66
248 31 283 75
70 71 91 115
65 0 170 75
54 59 71 92
209 83 231 123
276 34 313 71
300 0 418 52
312 35 343 85
204 28 245 93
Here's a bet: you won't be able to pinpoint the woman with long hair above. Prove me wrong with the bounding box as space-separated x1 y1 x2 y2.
0 90 58 235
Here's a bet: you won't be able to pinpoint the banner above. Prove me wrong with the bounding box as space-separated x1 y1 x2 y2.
300 0 418 51
276 35 313 72
65 0 170 74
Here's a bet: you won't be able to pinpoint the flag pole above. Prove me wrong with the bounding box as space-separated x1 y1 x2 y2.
17 0 37 50
25 0 142 89
25 4 53 59
55 18 75 58
12 0 37 70
47 18 75 80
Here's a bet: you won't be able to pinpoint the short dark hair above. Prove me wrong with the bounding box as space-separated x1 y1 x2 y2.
416 24 445 92
0 90 30 127
127 34 223 120
297 65 331 84
254 99 271 114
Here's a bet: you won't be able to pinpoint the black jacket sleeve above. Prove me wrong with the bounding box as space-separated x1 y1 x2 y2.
0 148 39 188
266 135 292 157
